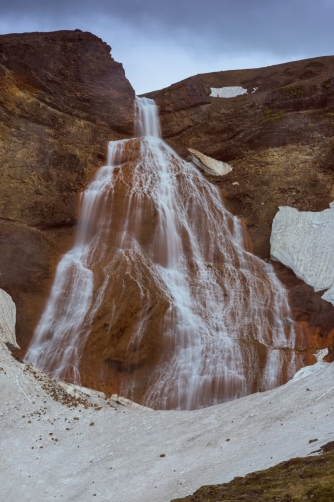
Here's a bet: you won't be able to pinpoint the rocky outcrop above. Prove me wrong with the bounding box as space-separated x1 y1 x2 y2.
143 56 334 360
0 30 135 352
0 288 18 350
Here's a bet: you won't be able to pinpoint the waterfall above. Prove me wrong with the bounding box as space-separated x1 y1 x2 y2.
25 97 297 410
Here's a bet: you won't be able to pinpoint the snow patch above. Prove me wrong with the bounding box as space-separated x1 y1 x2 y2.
0 288 18 349
1 335 334 502
110 394 151 410
188 148 233 176
58 381 106 399
293 349 329 381
210 86 258 98
270 203 334 305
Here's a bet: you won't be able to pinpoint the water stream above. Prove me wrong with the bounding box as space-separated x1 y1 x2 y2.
25 97 297 409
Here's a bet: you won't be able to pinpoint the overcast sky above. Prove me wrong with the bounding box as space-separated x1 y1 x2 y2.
0 0 333 94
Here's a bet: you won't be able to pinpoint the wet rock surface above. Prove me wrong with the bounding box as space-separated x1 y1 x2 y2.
0 30 135 351
143 56 334 359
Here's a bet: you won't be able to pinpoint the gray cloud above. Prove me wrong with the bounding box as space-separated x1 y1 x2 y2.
0 0 333 93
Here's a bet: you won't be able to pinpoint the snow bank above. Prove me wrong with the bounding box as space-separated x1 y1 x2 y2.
210 86 248 98
209 86 258 98
0 288 18 349
270 203 334 305
1 329 334 502
188 148 233 176
58 381 106 399
293 349 329 381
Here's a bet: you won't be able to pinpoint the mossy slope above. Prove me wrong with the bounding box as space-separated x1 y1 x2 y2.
172 443 334 502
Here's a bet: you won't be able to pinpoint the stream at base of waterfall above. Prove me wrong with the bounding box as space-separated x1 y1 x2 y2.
25 97 298 410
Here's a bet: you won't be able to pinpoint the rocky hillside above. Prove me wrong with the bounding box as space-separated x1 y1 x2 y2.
172 444 334 502
0 30 135 351
144 58 334 359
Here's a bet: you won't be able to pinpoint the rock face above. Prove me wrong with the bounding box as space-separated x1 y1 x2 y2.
0 30 135 351
0 288 18 349
143 57 334 360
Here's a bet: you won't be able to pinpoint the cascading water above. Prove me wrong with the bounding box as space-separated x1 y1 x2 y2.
25 97 297 410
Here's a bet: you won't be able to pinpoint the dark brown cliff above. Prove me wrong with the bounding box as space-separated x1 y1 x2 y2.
0 30 135 351
144 58 334 359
